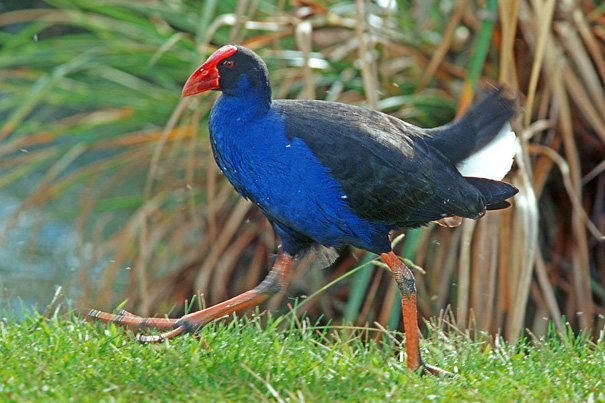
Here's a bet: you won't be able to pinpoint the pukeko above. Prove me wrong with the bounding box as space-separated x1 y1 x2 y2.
87 45 518 375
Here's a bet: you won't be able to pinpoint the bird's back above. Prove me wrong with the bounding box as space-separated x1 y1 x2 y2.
273 99 514 225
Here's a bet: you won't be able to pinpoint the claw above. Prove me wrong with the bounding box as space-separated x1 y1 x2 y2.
115 309 140 318
418 361 457 378
136 325 186 343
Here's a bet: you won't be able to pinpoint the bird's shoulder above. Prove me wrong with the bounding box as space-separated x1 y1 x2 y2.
271 99 426 155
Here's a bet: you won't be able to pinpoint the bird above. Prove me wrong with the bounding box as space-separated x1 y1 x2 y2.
87 44 518 376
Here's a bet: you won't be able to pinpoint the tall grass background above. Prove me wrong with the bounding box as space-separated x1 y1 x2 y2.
0 0 603 343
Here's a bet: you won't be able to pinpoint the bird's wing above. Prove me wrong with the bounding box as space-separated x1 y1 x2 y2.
273 100 488 226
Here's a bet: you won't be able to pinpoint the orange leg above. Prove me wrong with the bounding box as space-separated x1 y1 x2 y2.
381 251 450 376
85 251 294 342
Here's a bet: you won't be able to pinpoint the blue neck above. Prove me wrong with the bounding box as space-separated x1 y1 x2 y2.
214 75 272 122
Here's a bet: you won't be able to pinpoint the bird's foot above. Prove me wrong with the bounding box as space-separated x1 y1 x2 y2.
84 253 295 343
416 361 457 378
83 306 226 343
83 307 189 343
82 283 279 343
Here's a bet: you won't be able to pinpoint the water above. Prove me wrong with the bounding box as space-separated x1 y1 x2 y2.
0 189 82 314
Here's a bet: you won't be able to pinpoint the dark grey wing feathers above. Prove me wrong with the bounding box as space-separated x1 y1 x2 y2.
274 100 490 226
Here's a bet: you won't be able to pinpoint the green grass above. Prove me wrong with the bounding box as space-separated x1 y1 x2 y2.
1 309 603 402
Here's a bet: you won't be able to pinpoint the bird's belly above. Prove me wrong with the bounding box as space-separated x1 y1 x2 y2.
210 128 389 253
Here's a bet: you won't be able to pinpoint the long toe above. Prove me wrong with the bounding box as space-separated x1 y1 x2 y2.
136 325 185 343
83 308 179 330
419 362 457 378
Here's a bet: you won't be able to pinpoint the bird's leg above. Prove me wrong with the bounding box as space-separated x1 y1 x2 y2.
381 251 451 376
85 251 294 342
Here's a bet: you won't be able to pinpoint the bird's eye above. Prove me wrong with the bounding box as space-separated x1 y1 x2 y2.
224 60 234 68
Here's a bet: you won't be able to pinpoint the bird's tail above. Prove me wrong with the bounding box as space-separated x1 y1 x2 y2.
465 177 519 210
425 87 518 181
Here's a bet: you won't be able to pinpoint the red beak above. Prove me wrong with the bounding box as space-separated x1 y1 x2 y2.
181 45 238 97
181 68 220 97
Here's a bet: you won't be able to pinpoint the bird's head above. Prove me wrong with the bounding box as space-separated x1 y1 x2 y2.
182 45 271 98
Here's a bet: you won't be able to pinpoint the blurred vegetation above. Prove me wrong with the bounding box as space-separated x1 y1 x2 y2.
0 0 603 343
